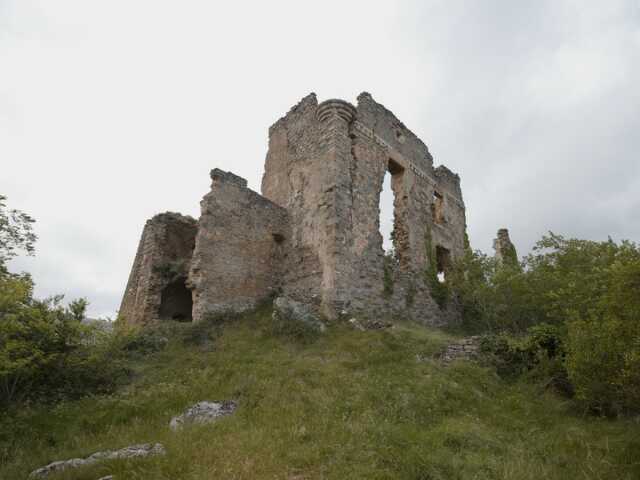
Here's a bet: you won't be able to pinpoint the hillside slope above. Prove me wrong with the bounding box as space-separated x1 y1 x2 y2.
1 307 638 479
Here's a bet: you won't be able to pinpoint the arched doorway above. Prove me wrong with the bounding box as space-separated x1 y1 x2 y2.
159 277 193 321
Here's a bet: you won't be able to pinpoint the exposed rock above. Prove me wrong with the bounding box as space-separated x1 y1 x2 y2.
348 317 392 331
29 443 165 478
273 297 326 333
440 336 481 363
97 476 114 480
365 319 393 330
169 401 237 431
348 318 366 331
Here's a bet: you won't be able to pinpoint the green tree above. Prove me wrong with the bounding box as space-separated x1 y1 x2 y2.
565 241 640 415
452 232 640 414
0 196 124 406
0 195 37 269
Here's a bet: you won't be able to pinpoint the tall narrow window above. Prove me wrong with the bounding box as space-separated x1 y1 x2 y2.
379 159 406 257
432 191 445 225
379 171 394 253
435 245 451 283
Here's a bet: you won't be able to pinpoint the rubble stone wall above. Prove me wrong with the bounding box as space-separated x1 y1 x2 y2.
188 169 290 321
121 92 468 327
261 92 467 324
119 213 197 325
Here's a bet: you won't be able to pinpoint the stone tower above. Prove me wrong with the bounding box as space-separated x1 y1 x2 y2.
493 228 519 267
119 93 468 326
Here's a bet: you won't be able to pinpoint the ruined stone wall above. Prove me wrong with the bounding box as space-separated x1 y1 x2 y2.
121 91 468 327
119 213 197 325
262 92 468 324
493 228 518 267
347 93 467 323
261 94 353 317
188 169 289 321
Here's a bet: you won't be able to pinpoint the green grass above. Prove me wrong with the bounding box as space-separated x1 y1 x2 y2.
1 306 639 479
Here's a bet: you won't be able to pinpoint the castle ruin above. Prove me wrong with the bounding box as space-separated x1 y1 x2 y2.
120 93 467 326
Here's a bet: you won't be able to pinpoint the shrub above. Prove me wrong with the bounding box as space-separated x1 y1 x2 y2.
479 323 569 394
0 272 129 405
566 251 640 415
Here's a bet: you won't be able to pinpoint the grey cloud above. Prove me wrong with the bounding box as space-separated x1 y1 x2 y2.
2 0 638 317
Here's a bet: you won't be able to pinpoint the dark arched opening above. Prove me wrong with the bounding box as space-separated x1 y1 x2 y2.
159 277 193 321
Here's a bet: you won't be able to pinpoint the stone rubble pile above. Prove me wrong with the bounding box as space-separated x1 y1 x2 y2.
348 317 393 331
273 297 326 333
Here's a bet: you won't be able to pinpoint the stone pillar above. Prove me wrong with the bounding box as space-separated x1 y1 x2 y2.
493 228 519 268
315 99 357 318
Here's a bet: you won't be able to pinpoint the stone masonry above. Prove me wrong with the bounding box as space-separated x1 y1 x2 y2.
493 228 519 267
120 93 468 326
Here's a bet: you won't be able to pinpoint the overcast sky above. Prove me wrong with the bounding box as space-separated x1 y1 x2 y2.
2 1 639 318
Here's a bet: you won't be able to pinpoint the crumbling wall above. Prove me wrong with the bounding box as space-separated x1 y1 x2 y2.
347 92 464 323
493 228 519 267
119 213 197 325
261 94 354 317
189 169 289 321
261 92 468 324
121 92 468 327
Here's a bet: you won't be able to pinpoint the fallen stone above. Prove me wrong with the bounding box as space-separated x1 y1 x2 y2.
366 319 393 330
97 476 114 480
169 401 237 431
29 443 165 478
272 297 326 333
348 318 366 331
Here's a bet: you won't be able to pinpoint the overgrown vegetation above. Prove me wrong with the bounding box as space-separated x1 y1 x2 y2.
382 250 395 297
424 227 450 309
449 232 640 416
1 195 638 477
0 197 130 406
1 310 639 479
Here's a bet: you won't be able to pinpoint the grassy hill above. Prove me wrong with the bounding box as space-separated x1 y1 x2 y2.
1 307 638 479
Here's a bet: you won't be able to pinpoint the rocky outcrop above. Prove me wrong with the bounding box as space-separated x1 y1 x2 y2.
273 297 326 333
169 401 237 431
29 443 165 478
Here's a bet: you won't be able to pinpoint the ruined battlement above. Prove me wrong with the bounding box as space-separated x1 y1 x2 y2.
210 168 248 189
121 93 468 326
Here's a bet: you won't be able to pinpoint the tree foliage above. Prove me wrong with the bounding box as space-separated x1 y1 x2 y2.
0 195 36 268
451 232 640 415
0 196 127 406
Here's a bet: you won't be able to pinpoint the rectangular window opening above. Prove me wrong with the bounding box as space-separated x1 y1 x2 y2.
435 245 450 283
432 191 445 225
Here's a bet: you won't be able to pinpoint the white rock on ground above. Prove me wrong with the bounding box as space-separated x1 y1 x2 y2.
169 401 237 431
29 443 165 478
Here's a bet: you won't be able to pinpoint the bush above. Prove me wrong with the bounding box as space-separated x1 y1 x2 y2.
480 324 569 392
454 233 640 414
566 251 640 415
0 272 129 405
